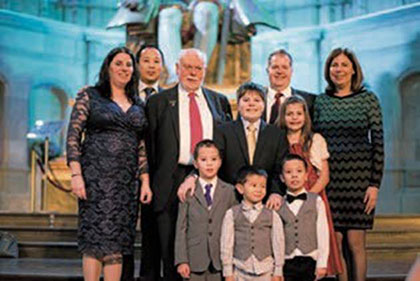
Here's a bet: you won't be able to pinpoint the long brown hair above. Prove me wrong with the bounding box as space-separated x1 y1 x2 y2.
324 48 364 95
95 46 139 103
275 95 313 153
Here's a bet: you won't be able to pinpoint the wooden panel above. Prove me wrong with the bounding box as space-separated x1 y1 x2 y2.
45 158 77 214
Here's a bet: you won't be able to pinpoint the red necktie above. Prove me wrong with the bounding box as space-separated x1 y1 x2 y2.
269 92 283 124
189 92 203 153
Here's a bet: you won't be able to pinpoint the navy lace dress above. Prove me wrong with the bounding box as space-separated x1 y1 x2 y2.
66 87 148 258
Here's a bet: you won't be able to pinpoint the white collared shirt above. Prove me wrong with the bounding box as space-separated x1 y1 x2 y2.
221 201 285 276
178 85 213 165
266 86 292 121
241 118 261 143
198 177 218 209
285 190 329 268
138 80 159 101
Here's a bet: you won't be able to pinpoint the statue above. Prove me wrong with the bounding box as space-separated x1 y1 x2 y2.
107 0 279 85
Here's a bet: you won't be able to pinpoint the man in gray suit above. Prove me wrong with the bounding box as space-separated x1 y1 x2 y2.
175 140 237 281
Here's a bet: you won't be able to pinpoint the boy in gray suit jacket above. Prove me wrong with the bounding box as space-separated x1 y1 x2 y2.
175 139 237 281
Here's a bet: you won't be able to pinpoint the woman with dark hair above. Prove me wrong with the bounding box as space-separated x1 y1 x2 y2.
313 48 384 281
67 47 152 281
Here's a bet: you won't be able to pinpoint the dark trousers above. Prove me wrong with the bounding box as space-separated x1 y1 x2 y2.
121 182 141 281
154 164 193 281
284 256 316 281
139 203 162 281
156 202 181 281
121 254 135 281
120 206 162 281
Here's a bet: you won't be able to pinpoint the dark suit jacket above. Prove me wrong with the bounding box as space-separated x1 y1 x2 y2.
214 118 288 196
175 179 237 271
146 84 232 212
263 87 317 121
291 88 316 117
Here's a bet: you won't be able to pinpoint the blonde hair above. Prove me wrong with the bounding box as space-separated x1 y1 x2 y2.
275 95 313 153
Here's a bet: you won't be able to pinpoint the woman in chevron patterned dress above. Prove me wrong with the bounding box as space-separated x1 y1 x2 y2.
313 48 384 281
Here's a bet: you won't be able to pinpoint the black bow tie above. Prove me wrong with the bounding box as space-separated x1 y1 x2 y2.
286 193 307 204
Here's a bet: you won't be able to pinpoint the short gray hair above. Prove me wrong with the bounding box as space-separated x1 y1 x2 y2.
178 48 208 67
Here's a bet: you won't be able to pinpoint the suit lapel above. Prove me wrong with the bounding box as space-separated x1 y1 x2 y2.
262 106 268 122
194 181 208 209
253 120 267 164
233 119 250 164
210 179 223 214
202 88 219 121
168 86 180 142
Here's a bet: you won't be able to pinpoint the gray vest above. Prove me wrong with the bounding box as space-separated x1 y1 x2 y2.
232 205 273 261
278 192 318 255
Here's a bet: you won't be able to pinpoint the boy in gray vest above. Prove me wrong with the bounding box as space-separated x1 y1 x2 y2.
221 166 285 281
278 154 329 281
175 139 237 281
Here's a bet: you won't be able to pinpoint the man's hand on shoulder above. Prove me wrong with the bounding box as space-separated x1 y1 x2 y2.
266 193 283 211
77 85 90 95
177 175 197 203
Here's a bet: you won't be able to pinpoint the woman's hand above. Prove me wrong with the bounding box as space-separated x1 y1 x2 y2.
177 175 197 203
364 186 379 214
316 268 327 280
71 175 87 200
140 181 153 204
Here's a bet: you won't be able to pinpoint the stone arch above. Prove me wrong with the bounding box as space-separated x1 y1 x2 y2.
0 79 5 166
399 71 420 188
28 84 68 153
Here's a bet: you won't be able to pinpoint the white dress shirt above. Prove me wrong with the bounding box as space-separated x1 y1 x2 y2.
285 190 329 268
221 201 285 277
241 119 261 142
198 177 218 210
138 80 159 101
266 86 292 121
178 85 213 165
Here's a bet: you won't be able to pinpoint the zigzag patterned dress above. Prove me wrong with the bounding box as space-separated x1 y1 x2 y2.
313 89 384 229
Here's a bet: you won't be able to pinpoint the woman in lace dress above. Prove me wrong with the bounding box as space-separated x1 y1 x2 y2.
66 47 152 281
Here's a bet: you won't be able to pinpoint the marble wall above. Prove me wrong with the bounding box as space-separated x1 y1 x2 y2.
0 10 124 211
0 0 118 28
1 1 420 213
